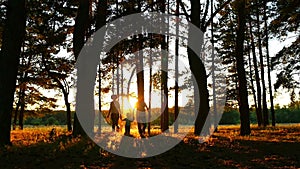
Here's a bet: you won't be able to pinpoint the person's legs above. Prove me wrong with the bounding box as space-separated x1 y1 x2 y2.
112 120 116 131
111 114 119 131
124 125 130 135
127 124 131 135
142 123 147 134
138 123 143 135
137 111 147 137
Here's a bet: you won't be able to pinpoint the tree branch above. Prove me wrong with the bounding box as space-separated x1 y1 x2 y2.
201 0 210 31
142 1 161 12
178 0 190 21
204 0 232 31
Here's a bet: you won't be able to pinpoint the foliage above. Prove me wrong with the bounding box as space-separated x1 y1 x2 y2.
24 117 42 126
45 117 60 126
275 108 300 123
219 110 240 124
24 111 75 126
219 107 300 124
214 0 239 103
270 0 300 91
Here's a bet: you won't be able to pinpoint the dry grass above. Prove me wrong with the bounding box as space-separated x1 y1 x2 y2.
0 124 299 169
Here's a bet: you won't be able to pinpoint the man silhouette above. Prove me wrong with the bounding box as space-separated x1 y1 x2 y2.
136 98 148 138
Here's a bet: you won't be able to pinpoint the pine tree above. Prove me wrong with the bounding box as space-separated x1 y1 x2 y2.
0 0 26 146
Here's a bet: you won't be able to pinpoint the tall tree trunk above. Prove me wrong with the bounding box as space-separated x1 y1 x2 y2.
136 47 145 103
112 60 115 95
174 0 179 133
95 0 107 133
188 0 210 136
235 0 251 136
18 51 32 130
249 18 263 126
18 89 25 130
161 41 169 132
0 0 26 146
117 59 120 97
246 38 258 122
147 0 155 135
148 55 152 135
50 77 72 131
136 34 146 136
263 2 275 127
121 60 124 115
66 102 72 131
148 34 154 135
211 0 218 132
98 66 102 133
73 0 90 137
160 0 169 132
13 96 21 130
255 0 269 126
115 0 120 98
62 86 72 131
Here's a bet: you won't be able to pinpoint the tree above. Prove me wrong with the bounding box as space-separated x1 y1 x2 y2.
271 0 300 104
174 0 180 133
255 0 269 126
187 0 210 135
263 2 275 126
214 2 239 107
159 0 169 132
0 0 26 146
248 13 263 126
95 0 108 134
233 0 251 135
18 0 76 131
73 0 91 136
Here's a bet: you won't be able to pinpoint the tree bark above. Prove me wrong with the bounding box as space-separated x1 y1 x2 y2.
263 2 275 127
13 96 21 130
249 18 263 127
174 0 179 133
246 38 258 124
73 0 90 137
211 0 218 132
255 0 269 126
159 0 169 132
0 0 26 146
148 34 154 135
18 88 25 130
95 0 107 134
136 34 146 137
188 0 210 136
161 40 169 132
62 84 72 131
235 0 251 136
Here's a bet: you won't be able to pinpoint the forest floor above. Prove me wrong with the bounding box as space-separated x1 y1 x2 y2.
0 124 300 169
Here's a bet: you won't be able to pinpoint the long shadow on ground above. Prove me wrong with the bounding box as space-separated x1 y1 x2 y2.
1 127 300 169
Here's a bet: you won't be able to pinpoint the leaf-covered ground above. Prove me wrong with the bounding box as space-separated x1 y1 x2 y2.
0 124 300 169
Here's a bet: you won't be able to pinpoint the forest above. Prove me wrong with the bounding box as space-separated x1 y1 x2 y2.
0 0 299 168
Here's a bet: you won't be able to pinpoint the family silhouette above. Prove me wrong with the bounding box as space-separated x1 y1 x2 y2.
107 95 149 137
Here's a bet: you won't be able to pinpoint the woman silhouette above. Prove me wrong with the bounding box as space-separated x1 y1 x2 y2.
107 95 121 131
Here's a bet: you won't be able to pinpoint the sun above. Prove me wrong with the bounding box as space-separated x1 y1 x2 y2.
119 96 137 113
128 96 137 109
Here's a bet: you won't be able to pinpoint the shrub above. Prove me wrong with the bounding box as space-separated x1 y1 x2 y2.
219 110 240 124
45 117 59 125
24 117 42 125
